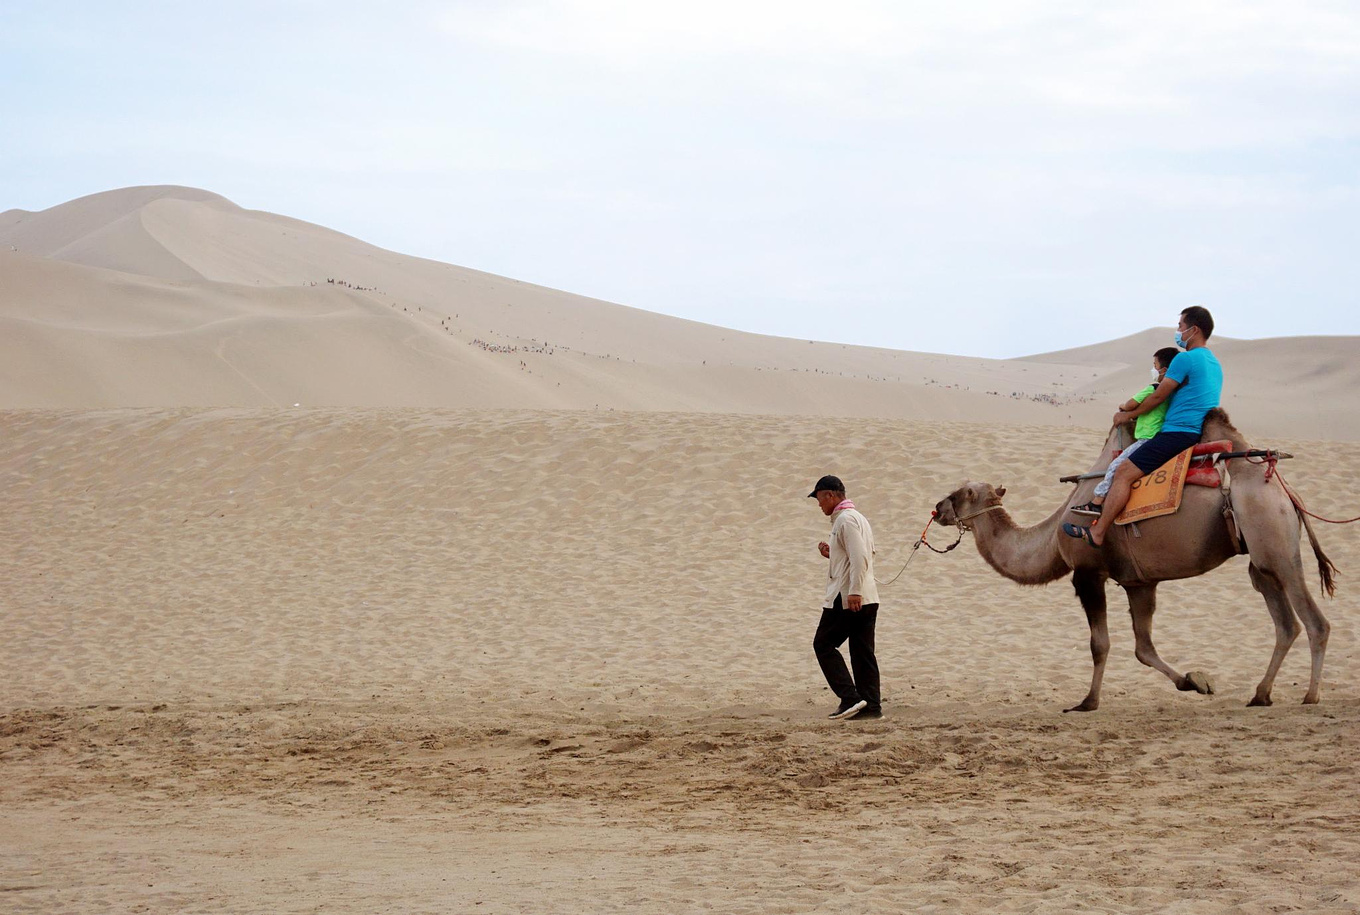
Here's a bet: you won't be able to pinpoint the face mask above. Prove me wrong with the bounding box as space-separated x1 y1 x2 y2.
1174 330 1189 348
1150 368 1162 382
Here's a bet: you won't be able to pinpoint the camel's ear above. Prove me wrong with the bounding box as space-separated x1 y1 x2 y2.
996 486 1007 499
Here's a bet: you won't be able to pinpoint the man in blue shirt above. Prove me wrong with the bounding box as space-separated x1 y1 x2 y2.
1064 306 1223 547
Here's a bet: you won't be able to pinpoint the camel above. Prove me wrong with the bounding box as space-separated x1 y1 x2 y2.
932 408 1338 711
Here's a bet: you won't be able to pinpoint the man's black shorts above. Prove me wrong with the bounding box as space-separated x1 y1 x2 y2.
1128 430 1202 474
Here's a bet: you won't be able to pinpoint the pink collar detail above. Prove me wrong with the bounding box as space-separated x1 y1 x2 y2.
833 499 855 512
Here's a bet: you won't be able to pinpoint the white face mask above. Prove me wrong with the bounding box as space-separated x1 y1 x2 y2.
1150 368 1161 382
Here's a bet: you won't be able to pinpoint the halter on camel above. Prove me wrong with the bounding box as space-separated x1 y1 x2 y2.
874 504 1005 587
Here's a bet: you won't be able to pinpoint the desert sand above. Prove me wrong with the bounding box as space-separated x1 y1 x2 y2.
2 188 1359 913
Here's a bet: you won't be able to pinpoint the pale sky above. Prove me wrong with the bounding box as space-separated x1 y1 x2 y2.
3 1 1358 358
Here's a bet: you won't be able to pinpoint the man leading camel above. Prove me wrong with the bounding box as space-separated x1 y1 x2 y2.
808 475 882 720
1065 306 1223 547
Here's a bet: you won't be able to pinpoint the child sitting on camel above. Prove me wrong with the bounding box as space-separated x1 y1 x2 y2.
1071 346 1181 517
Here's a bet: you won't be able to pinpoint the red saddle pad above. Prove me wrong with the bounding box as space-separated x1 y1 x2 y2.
1187 439 1232 487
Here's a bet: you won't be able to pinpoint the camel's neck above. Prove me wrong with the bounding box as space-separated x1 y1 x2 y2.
970 505 1071 585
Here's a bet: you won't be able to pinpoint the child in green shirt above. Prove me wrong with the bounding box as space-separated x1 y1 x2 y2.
1072 347 1181 516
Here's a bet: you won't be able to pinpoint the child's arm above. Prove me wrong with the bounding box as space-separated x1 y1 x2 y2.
1119 397 1140 412
1116 379 1180 424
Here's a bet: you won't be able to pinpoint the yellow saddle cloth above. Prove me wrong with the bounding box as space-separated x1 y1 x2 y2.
1114 447 1194 526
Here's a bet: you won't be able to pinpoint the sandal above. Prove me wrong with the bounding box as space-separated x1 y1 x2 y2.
1062 522 1098 546
1069 501 1103 517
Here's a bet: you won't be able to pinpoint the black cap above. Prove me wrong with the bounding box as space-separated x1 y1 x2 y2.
808 475 845 498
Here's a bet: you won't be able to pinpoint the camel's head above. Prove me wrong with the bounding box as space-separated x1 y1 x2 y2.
934 482 1006 528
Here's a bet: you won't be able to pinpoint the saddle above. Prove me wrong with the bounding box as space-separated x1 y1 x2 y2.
1114 440 1233 525
1111 440 1232 488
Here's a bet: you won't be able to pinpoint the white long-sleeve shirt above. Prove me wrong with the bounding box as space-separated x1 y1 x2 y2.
824 506 878 609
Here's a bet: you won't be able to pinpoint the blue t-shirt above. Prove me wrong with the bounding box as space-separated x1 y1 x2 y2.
1162 347 1223 434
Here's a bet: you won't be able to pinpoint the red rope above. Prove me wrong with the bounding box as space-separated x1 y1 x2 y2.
1248 457 1360 524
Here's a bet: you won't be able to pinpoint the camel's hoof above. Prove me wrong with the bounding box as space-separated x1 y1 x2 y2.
1063 701 1099 713
1247 695 1272 707
1181 671 1215 695
1302 694 1321 705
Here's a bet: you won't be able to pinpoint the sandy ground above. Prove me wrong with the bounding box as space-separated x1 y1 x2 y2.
3 409 1358 913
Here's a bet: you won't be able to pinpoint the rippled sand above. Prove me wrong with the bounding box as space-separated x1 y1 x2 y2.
2 409 1357 913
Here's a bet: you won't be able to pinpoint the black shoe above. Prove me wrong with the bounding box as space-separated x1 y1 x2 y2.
1070 501 1103 517
829 699 868 720
856 707 883 719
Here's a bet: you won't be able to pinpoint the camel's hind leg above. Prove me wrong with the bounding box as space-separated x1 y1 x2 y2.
1066 570 1109 712
1279 561 1331 704
1126 584 1213 695
1246 562 1300 707
1234 480 1334 705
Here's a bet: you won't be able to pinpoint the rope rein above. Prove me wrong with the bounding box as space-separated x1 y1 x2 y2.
873 514 940 586
875 504 1003 586
1244 454 1360 525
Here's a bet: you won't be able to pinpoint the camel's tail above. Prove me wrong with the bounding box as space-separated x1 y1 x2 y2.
1297 507 1339 598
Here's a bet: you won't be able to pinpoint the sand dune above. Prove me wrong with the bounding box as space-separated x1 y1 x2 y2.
4 186 1357 438
2 409 1357 912
0 185 226 276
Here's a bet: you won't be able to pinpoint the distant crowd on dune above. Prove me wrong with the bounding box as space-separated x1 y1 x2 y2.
470 338 520 354
923 378 1097 408
1004 390 1099 407
469 338 557 356
326 277 379 292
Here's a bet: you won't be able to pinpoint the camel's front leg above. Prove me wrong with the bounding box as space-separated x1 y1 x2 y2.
1126 584 1214 695
1066 570 1108 712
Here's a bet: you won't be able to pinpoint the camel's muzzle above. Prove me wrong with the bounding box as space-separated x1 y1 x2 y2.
933 497 957 525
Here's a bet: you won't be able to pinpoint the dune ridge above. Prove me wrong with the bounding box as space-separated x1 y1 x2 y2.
3 186 1357 439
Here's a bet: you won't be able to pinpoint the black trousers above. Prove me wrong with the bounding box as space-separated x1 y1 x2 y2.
813 596 881 711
